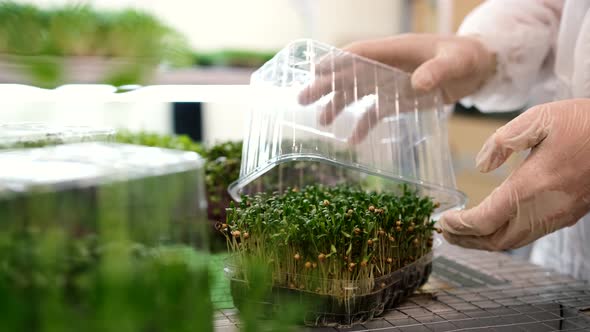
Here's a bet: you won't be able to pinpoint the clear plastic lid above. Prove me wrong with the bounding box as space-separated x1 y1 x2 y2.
0 122 115 149
0 142 203 193
229 39 466 216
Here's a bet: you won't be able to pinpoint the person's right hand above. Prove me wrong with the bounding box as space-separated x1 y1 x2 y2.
298 34 497 143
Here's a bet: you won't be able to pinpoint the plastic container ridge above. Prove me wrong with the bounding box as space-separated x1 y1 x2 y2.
0 122 115 150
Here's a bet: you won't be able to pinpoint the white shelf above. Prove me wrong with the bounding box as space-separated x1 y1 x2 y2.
152 67 255 85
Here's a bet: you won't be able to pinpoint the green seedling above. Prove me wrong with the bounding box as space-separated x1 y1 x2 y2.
222 184 440 297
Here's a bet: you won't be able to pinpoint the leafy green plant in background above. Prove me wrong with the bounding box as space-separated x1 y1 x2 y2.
0 2 192 87
204 140 242 222
0 165 213 331
115 130 205 155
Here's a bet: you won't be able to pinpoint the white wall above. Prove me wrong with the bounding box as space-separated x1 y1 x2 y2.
5 0 403 141
197 0 404 143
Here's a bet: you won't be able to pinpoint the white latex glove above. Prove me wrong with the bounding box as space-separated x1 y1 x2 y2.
298 34 497 143
439 99 590 250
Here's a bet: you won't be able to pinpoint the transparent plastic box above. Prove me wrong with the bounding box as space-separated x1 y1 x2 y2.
0 142 207 249
0 142 212 331
0 122 115 149
229 39 466 217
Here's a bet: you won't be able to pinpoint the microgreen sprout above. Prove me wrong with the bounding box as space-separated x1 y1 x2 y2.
222 184 439 299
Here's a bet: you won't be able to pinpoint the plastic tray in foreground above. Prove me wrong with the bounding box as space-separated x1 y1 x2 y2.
225 251 434 328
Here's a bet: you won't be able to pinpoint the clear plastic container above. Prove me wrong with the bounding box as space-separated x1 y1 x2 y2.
225 250 434 327
229 39 466 218
0 142 212 331
0 142 208 249
0 122 115 149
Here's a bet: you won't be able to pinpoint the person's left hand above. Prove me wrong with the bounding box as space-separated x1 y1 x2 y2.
439 99 590 250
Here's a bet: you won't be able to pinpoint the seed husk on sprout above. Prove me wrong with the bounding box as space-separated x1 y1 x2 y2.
294 253 301 261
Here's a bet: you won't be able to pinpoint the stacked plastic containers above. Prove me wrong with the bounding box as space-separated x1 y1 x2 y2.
0 122 115 149
225 40 466 327
0 142 210 330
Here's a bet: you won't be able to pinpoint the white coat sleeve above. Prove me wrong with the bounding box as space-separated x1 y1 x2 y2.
457 0 564 112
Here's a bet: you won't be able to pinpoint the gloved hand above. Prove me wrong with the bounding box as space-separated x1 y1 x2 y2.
439 99 590 250
298 34 497 143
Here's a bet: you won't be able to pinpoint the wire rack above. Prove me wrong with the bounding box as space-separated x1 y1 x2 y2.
214 241 590 331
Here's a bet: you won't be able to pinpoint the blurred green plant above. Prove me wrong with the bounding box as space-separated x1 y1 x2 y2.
0 2 192 87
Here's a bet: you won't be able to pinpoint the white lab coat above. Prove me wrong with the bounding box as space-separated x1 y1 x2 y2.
457 0 590 280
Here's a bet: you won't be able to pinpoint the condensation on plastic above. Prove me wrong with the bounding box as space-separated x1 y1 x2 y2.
225 249 436 327
0 122 115 149
229 39 466 217
0 142 208 249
